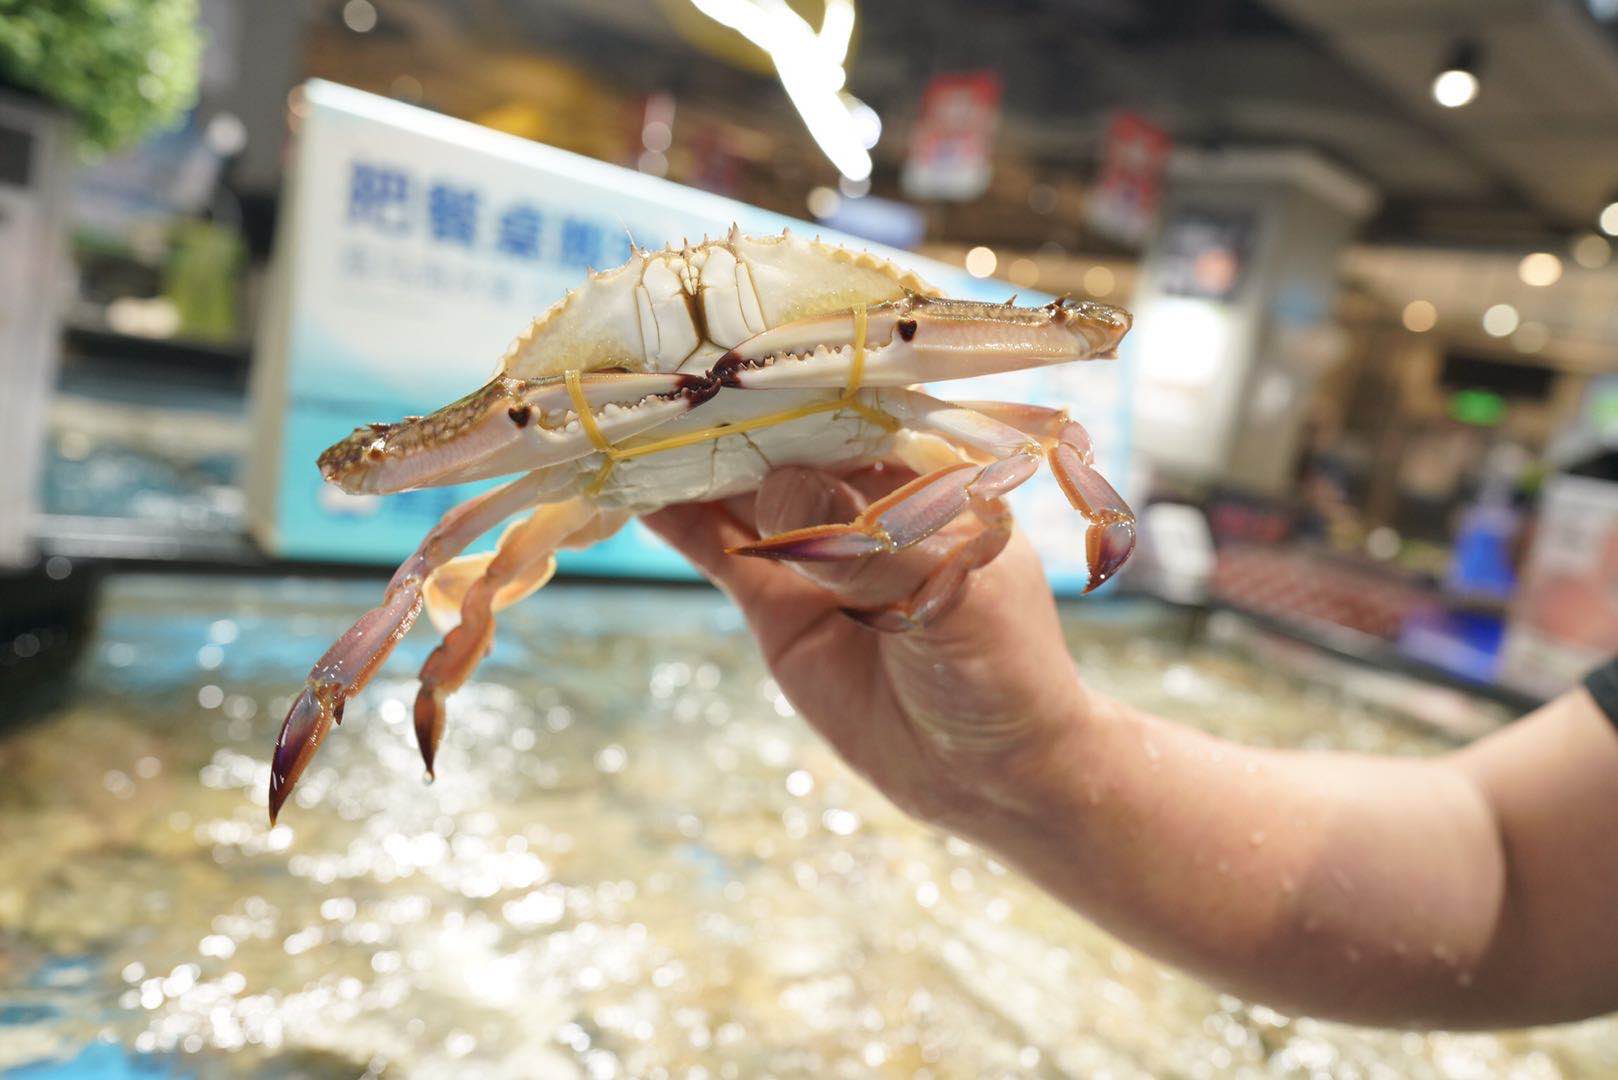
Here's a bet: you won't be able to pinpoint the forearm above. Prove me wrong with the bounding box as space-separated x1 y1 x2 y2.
958 683 1512 1027
657 480 1618 1027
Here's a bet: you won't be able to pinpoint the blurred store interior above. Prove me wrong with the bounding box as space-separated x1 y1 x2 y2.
4 0 1618 1073
9 0 1617 705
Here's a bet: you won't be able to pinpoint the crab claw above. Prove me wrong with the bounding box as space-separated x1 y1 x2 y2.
319 372 700 495
1049 442 1135 592
721 295 1132 390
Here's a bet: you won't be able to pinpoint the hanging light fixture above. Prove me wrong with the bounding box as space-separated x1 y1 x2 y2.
1598 190 1618 236
1431 41 1481 108
689 0 875 181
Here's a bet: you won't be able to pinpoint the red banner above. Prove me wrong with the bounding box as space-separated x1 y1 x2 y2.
901 72 1002 201
1086 111 1172 243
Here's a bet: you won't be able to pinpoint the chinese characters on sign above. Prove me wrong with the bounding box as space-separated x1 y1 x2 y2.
347 163 412 233
341 159 635 303
426 183 479 246
496 203 543 260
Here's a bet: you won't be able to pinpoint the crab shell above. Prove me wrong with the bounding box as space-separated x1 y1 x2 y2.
497 227 942 378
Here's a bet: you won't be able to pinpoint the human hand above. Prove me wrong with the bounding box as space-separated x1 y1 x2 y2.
642 466 1089 832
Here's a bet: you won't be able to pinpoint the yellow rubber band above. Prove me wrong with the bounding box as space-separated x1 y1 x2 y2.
570 302 899 491
564 369 614 454
585 459 616 495
612 397 845 461
846 304 868 397
849 400 902 433
838 304 899 432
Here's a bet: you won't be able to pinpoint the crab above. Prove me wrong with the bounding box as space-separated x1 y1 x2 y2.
268 228 1136 822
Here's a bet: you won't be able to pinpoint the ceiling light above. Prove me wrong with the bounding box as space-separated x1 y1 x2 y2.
690 0 873 181
1008 258 1040 288
806 186 840 219
1482 303 1519 337
842 94 882 150
641 120 672 153
1431 42 1480 108
204 112 247 156
1518 252 1562 287
1432 70 1478 108
1600 201 1618 236
1401 299 1437 332
342 0 377 33
964 246 997 278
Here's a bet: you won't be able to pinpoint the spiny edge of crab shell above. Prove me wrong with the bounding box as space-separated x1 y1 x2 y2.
495 227 942 380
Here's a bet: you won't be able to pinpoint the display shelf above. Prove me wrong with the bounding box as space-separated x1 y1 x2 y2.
33 514 257 565
1205 596 1542 714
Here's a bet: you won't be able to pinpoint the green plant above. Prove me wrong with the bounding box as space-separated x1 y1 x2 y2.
0 0 202 153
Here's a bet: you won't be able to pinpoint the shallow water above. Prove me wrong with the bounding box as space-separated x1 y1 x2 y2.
1 576 1612 1078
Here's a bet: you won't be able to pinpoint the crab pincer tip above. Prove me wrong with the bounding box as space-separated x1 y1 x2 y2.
727 525 888 562
413 685 445 780
268 685 337 824
1084 520 1136 593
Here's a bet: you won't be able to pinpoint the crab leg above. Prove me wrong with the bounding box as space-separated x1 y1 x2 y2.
729 390 1042 562
950 400 1095 464
843 494 1016 634
820 426 1012 631
948 400 1135 588
1051 447 1136 592
421 508 632 632
729 461 984 562
906 392 1134 591
421 526 558 636
269 468 572 822
731 389 1135 593
412 497 616 777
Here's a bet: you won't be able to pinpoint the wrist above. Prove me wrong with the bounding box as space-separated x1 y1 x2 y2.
990 672 1113 816
917 661 1101 837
